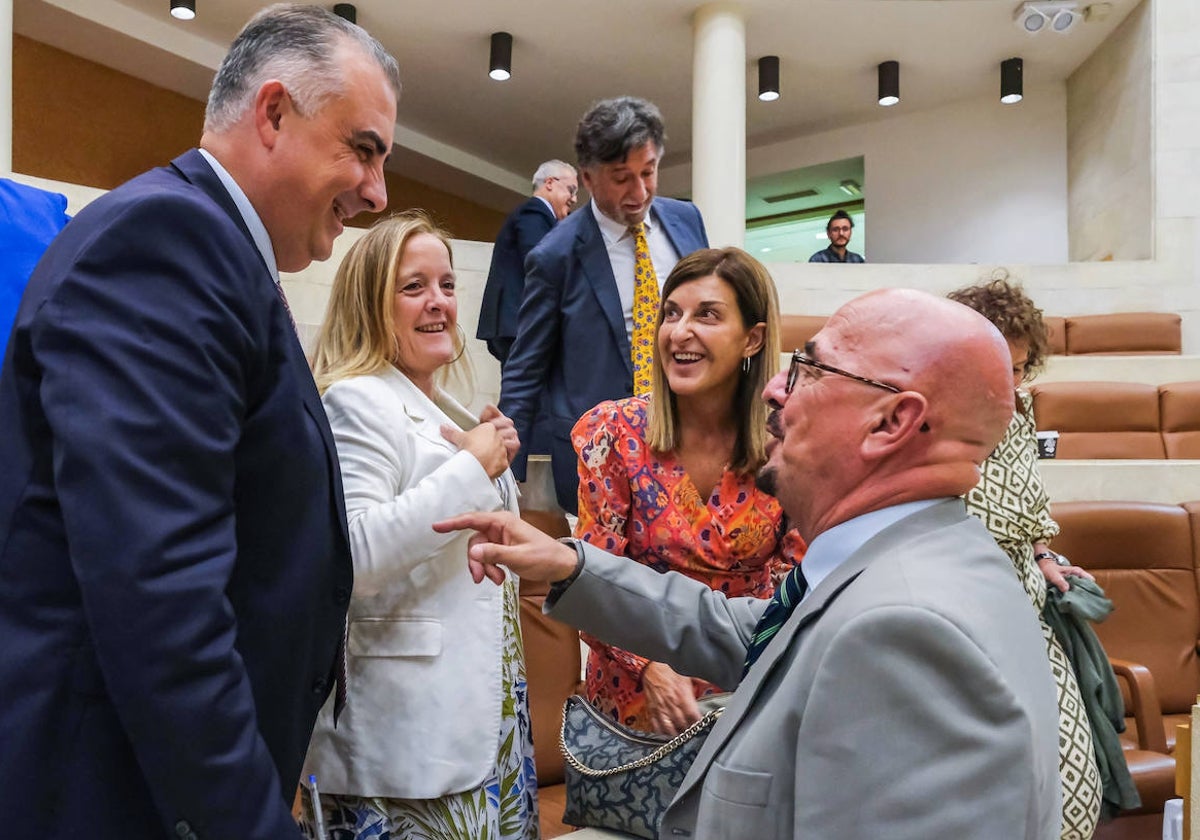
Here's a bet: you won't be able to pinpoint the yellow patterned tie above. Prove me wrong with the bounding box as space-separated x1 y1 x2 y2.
630 223 659 396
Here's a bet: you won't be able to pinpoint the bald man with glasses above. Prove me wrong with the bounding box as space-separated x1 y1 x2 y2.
439 288 1061 840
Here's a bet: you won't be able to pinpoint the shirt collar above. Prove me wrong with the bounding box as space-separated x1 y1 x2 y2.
197 148 279 283
534 195 555 217
591 198 655 246
800 498 944 594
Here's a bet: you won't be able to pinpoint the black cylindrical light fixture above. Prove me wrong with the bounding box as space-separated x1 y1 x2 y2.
877 60 899 107
489 32 513 81
333 3 357 24
758 56 780 102
170 0 196 20
1000 57 1023 104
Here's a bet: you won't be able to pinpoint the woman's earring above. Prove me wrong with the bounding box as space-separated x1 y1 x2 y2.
742 356 751 374
450 323 467 363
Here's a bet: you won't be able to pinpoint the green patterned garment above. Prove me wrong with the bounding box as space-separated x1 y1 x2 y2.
965 391 1100 840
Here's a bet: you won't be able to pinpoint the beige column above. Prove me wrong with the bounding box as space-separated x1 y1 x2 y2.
1 0 12 174
691 2 745 248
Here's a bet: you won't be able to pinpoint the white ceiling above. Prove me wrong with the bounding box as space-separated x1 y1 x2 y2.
14 0 1138 212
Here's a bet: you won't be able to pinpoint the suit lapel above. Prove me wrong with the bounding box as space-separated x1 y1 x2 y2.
673 499 970 804
575 212 632 374
653 200 698 260
531 196 555 225
672 566 866 805
381 368 467 456
171 148 351 549
170 150 266 274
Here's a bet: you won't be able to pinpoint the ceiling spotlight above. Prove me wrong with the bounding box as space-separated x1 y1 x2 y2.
333 4 356 24
170 0 195 20
489 32 513 81
758 56 780 102
878 60 899 107
1051 7 1079 32
1013 1 1080 35
1015 5 1047 32
1001 57 1023 104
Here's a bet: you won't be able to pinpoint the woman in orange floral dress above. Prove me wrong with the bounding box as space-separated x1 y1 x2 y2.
572 247 804 735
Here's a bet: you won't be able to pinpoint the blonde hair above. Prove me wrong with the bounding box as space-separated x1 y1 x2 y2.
645 247 781 473
311 210 471 395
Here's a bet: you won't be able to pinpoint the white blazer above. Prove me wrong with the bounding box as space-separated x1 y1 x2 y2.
304 367 518 799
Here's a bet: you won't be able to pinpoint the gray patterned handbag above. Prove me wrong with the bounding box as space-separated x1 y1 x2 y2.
559 694 725 839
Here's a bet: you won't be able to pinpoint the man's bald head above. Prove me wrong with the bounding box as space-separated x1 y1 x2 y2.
759 288 1014 539
832 288 1014 466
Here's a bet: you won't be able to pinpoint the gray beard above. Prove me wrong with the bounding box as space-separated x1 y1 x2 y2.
755 464 777 497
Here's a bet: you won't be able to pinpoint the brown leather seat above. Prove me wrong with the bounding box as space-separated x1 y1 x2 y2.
1044 316 1067 356
515 509 583 839
1064 312 1182 355
778 314 826 352
1049 501 1200 825
1051 501 1199 755
1160 381 1200 459
1031 382 1165 459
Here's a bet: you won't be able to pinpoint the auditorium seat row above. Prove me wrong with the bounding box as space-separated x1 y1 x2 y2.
1052 500 1200 838
779 311 1182 357
1031 380 1200 459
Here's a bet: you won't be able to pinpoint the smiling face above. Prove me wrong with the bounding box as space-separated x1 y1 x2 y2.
391 232 457 395
581 142 660 226
262 43 396 272
658 274 764 402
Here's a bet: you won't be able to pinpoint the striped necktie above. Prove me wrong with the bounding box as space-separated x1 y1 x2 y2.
742 564 808 680
629 222 659 396
273 278 299 339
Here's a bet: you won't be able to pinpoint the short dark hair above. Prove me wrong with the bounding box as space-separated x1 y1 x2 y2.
827 210 854 231
947 273 1050 382
574 96 666 169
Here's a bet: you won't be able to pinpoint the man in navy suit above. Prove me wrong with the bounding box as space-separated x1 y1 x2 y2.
0 6 398 839
499 97 708 513
477 159 578 364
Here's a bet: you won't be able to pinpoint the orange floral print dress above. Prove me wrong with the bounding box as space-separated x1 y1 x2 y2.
572 397 805 731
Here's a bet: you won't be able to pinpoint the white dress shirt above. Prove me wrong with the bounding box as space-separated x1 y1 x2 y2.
590 199 681 340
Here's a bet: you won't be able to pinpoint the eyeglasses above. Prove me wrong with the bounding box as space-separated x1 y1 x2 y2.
549 177 578 197
786 350 901 395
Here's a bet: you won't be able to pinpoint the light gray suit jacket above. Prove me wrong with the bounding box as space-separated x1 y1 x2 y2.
549 499 1061 839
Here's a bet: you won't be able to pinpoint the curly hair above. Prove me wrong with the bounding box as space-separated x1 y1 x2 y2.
947 272 1049 382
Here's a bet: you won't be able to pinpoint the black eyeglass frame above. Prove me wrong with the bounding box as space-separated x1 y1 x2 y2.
546 176 578 197
786 349 902 395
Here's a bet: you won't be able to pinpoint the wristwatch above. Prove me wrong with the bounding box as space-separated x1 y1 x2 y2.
1034 550 1071 567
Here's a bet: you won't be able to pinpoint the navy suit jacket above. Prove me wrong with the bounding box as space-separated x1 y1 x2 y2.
476 195 556 363
498 197 707 513
0 150 353 840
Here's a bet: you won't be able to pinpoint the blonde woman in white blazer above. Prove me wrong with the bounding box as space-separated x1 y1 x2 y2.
303 211 538 840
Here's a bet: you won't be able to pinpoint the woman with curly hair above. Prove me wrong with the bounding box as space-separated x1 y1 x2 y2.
949 275 1101 840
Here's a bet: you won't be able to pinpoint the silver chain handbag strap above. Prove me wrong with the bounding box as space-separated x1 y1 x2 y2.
560 703 725 778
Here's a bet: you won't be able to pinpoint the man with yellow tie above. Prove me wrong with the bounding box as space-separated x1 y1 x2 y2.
499 96 709 514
